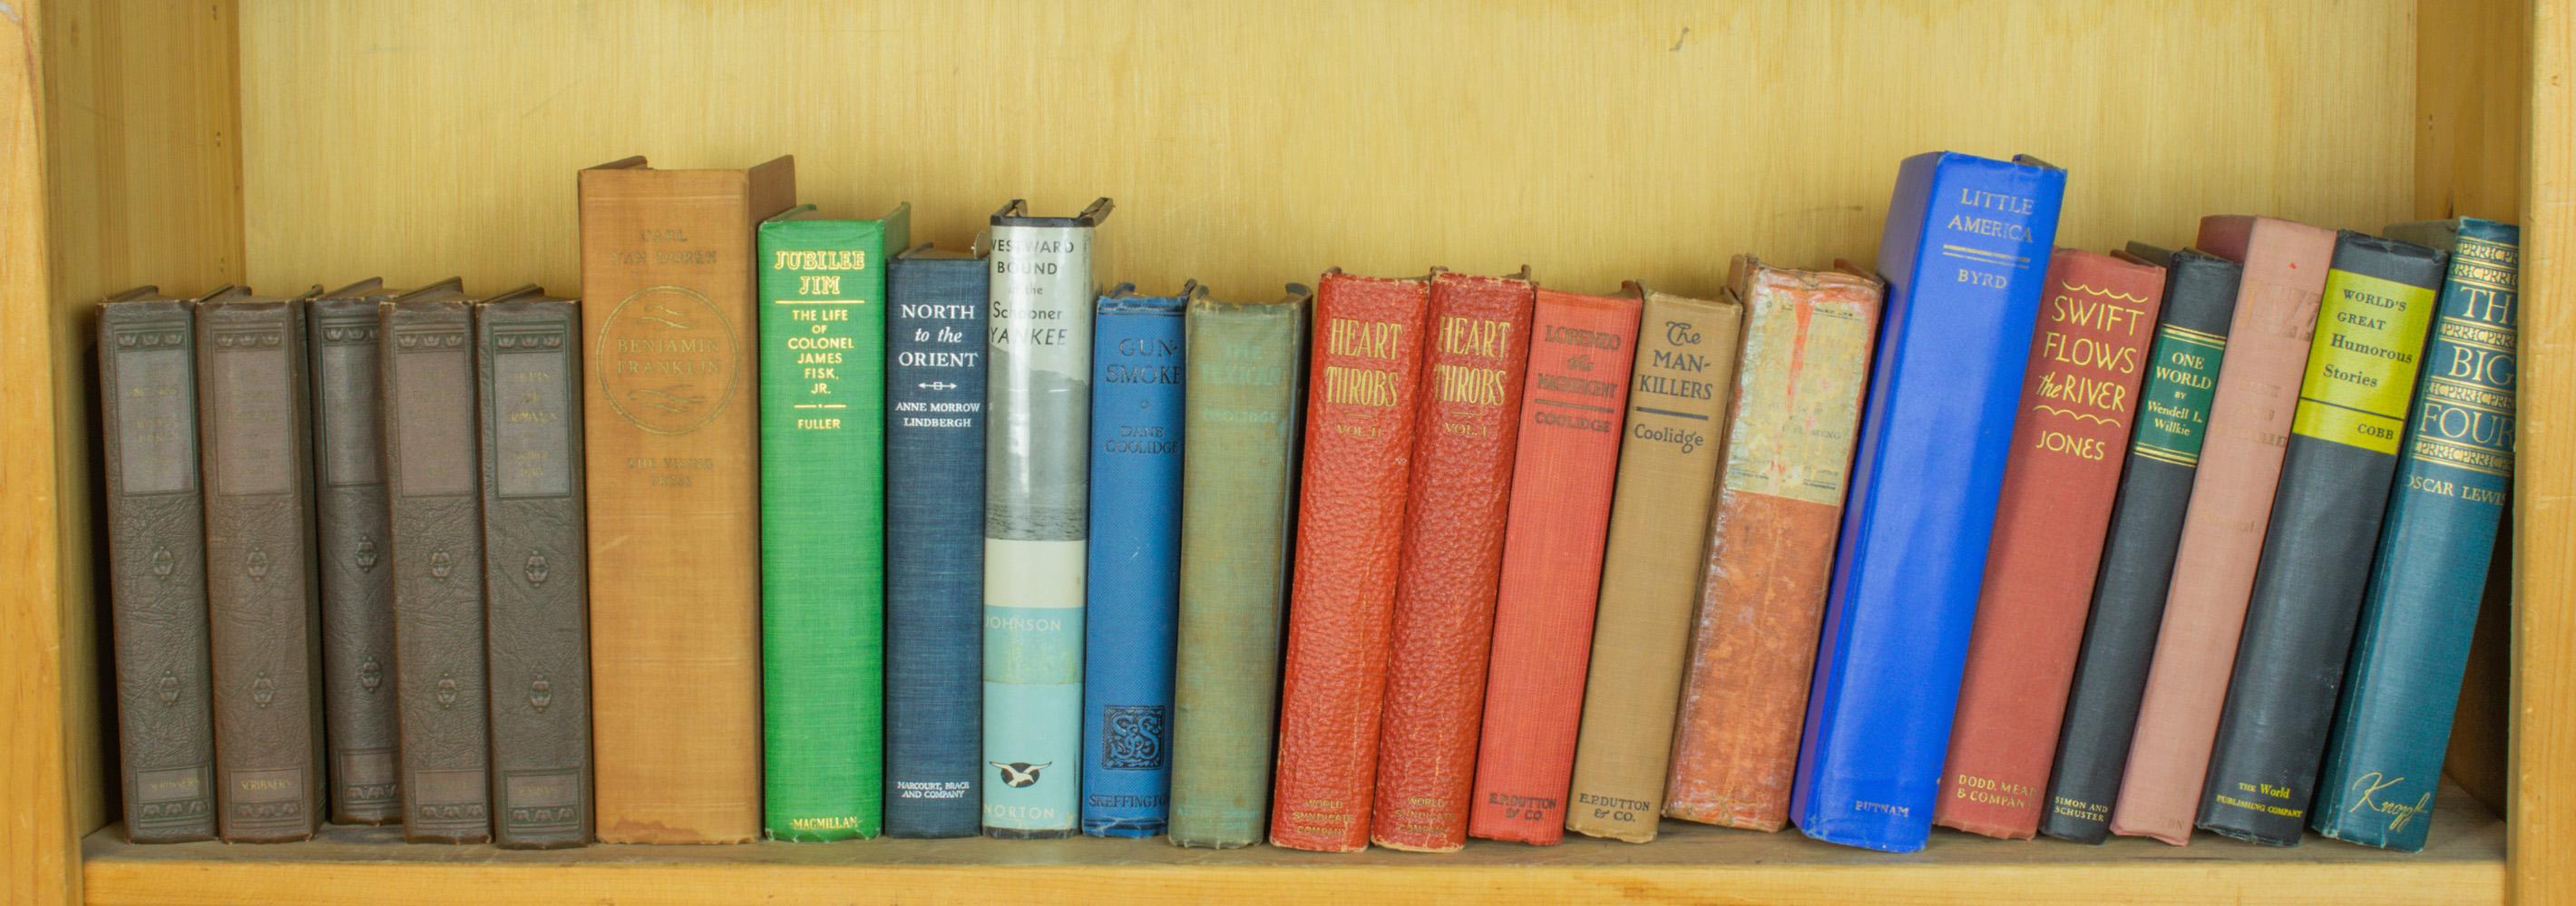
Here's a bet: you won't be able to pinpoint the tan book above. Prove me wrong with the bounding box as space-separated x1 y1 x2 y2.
578 155 795 844
1562 284 1742 843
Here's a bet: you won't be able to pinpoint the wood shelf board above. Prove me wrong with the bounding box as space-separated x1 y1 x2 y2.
80 783 2503 906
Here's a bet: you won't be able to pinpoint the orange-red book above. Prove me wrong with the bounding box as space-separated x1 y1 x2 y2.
1467 287 1642 844
1370 270 1537 852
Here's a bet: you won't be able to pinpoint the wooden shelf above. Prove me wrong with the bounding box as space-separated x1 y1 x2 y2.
79 783 2503 906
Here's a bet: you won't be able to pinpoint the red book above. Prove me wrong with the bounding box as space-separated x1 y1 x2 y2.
1467 287 1642 845
1935 249 2167 839
1268 270 1432 852
1370 270 1537 852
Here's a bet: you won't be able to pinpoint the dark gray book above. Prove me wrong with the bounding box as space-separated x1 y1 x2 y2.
305 278 412 824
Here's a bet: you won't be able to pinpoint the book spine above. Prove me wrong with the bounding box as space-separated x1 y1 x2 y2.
305 297 400 824
102 299 219 843
1664 268 1879 833
758 218 893 841
477 300 593 850
883 255 990 838
2199 233 2447 845
981 220 1098 838
2313 220 2517 852
2112 216 2337 844
199 301 324 843
1372 272 1536 852
1467 289 1640 845
1168 296 1307 848
381 300 491 843
1936 250 2165 840
1564 289 1743 843
1081 295 1187 837
2040 250 2242 843
1270 273 1431 852
579 163 791 844
1789 151 2064 852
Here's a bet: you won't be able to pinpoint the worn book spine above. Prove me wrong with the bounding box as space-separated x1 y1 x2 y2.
2198 232 2446 846
1664 263 1881 833
758 208 906 841
2313 219 2518 852
2040 247 2243 843
199 299 325 843
102 297 218 843
883 248 990 838
1168 291 1309 849
380 299 491 843
1936 249 2166 840
1372 271 1537 852
1564 287 1743 843
1082 291 1187 837
578 156 796 844
1270 271 1432 852
477 297 593 849
306 296 400 824
1467 288 1641 845
2112 216 2337 845
1790 151 2064 852
982 202 1107 839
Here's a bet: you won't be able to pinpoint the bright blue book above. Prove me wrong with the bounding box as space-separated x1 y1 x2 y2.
1079 284 1190 837
2312 218 2517 851
1788 151 2065 852
883 244 990 838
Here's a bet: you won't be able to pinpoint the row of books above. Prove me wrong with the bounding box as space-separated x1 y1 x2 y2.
98 151 2515 857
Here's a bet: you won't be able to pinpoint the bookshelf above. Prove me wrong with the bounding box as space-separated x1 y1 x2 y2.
0 1 2559 903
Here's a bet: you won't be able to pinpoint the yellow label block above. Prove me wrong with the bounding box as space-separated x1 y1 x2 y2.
2289 269 2437 454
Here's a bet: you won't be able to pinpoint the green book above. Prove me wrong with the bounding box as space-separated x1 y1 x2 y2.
758 202 909 841
1167 285 1309 848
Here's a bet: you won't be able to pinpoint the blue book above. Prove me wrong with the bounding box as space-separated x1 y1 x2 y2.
2312 218 2517 851
883 243 990 838
1079 284 1190 837
1789 151 2065 852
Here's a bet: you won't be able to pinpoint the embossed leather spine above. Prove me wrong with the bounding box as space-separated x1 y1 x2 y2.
883 245 990 838
102 292 217 843
1371 270 1536 852
1664 262 1880 833
579 156 796 844
2113 216 2337 845
381 297 491 843
1168 288 1308 848
1467 287 1640 845
199 296 325 843
1936 250 2166 840
1270 271 1431 852
307 283 402 824
2199 232 2445 845
1564 287 1743 843
478 292 593 849
1082 287 1187 837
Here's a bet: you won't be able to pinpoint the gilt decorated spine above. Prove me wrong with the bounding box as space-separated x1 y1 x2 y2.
381 299 492 843
307 290 400 825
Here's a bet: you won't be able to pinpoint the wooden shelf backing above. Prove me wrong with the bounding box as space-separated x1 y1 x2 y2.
79 782 2503 906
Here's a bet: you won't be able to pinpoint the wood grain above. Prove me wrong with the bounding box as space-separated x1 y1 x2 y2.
2518 2 2571 904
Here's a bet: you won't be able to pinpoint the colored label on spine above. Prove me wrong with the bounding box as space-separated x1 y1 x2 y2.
2129 325 2226 468
2291 271 2438 453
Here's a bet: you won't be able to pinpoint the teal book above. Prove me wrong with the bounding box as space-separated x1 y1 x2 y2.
758 202 911 841
2313 218 2518 851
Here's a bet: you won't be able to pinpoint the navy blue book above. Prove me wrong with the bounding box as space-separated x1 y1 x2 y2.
1788 151 2064 852
2312 219 2517 851
883 242 990 838
1080 284 1191 837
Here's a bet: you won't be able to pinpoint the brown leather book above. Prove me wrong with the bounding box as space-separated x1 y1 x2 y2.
198 288 326 843
1935 249 2167 839
2111 216 2335 845
102 288 218 843
1563 285 1743 843
380 285 492 843
305 279 405 825
1664 259 1881 833
579 155 795 843
476 287 593 849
